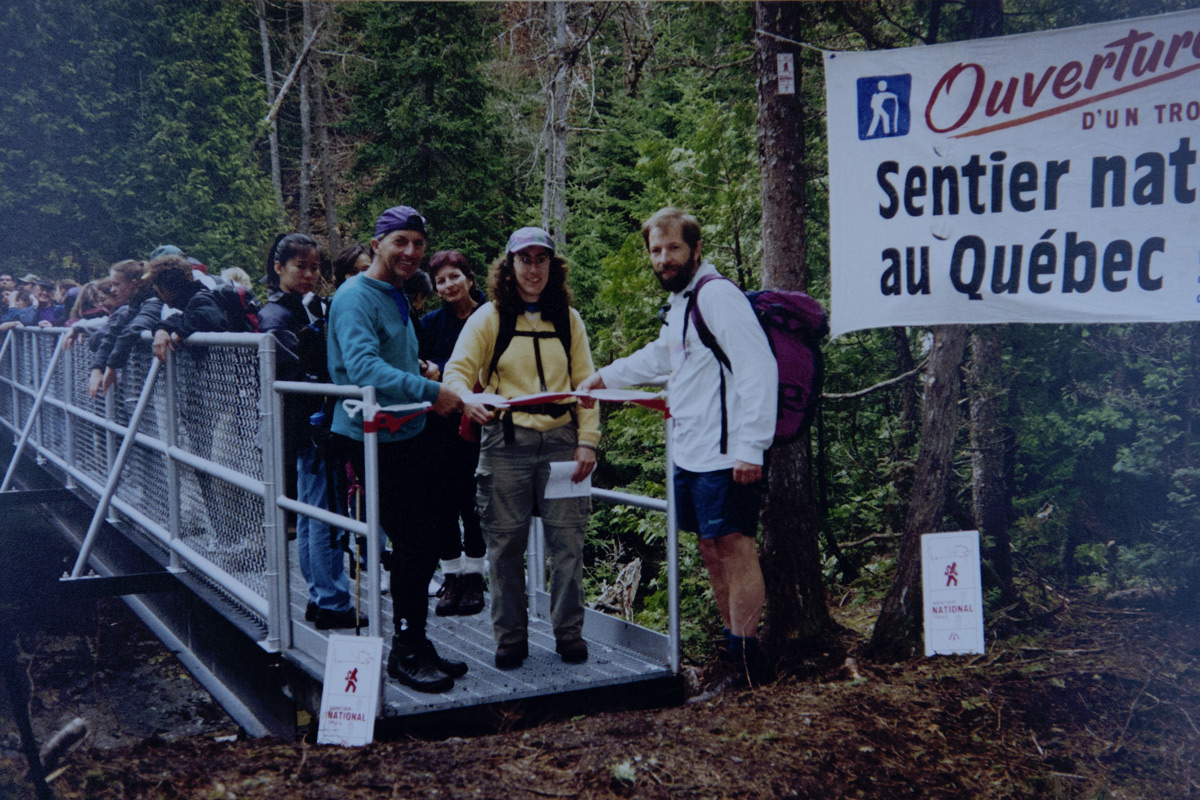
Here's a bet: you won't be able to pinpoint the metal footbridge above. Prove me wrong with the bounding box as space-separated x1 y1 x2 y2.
0 326 684 738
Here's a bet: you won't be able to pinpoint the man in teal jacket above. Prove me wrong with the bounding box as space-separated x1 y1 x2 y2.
328 204 464 693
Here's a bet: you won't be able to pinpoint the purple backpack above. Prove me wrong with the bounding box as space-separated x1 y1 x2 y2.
684 274 828 451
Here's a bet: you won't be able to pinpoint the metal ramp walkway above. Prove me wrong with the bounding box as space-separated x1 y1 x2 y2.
285 549 678 722
0 326 684 737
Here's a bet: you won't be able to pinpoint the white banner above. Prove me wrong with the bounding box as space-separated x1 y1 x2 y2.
824 10 1200 339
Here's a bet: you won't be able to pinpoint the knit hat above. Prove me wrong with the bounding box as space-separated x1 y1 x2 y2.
506 227 554 255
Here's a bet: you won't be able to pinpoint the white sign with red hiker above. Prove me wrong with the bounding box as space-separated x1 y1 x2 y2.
921 530 985 657
824 9 1200 338
317 634 383 747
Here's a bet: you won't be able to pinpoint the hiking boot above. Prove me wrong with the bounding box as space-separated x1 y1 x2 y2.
494 640 528 670
727 639 774 689
422 638 468 678
387 639 454 693
435 573 463 617
456 573 485 616
314 607 367 630
555 637 589 664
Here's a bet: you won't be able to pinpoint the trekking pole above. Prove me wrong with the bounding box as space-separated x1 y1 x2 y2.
354 527 362 636
347 465 365 635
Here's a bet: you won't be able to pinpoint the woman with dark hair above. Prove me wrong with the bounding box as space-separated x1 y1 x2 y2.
259 232 362 630
144 254 227 360
332 241 371 289
443 227 599 669
417 250 487 617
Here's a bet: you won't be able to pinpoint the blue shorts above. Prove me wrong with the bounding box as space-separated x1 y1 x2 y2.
674 467 762 540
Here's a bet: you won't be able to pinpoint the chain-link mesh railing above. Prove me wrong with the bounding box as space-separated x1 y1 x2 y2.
0 327 276 624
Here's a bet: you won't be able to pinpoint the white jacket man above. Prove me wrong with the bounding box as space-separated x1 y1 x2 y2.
579 207 776 688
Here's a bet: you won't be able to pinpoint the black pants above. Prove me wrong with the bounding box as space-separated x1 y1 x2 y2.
333 430 438 643
424 413 486 561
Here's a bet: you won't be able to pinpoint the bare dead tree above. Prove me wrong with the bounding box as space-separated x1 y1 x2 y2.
255 0 283 211
541 1 569 246
297 0 313 234
535 1 614 246
616 1 659 97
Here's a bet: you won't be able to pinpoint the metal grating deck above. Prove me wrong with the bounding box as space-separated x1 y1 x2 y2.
284 544 679 721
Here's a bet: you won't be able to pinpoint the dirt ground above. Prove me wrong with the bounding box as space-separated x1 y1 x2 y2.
3 588 1197 800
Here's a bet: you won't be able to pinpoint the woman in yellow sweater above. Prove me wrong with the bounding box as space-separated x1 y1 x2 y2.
443 227 599 670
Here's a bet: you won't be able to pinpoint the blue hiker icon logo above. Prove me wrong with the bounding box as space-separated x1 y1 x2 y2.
857 74 911 140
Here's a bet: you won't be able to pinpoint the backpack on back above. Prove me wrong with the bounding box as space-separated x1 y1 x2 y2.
195 273 261 333
684 274 827 451
482 305 576 445
486 305 572 387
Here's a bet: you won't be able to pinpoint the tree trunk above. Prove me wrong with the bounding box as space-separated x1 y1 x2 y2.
616 1 656 98
297 0 313 233
892 326 918 452
255 0 283 212
969 326 1015 604
315 81 340 258
867 325 968 661
541 0 568 248
755 1 832 652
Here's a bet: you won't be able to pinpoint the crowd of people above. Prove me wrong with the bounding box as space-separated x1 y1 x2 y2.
0 272 88 330
3 203 776 696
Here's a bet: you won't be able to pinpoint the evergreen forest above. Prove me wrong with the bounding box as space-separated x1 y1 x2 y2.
2 0 1199 667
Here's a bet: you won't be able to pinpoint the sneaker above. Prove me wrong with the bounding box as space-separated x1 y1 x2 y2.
387 639 454 693
422 639 468 678
314 607 367 630
456 573 485 616
494 640 528 670
434 574 463 617
555 637 589 664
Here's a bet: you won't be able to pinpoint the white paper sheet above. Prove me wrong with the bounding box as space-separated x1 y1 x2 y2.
545 461 591 498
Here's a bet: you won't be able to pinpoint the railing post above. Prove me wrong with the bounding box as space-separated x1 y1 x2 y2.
359 385 385 712
69 358 162 577
259 334 291 653
1 334 68 492
164 342 182 568
63 335 77 489
362 385 383 640
526 517 548 600
30 333 43 463
4 332 16 443
102 386 119 523
664 416 680 674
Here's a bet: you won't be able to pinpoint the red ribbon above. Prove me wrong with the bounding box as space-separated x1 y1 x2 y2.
362 408 430 434
360 392 669 433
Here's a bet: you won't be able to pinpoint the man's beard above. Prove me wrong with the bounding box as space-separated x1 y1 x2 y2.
655 248 698 293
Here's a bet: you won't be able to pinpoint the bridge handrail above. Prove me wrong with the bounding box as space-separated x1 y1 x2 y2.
0 325 680 677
